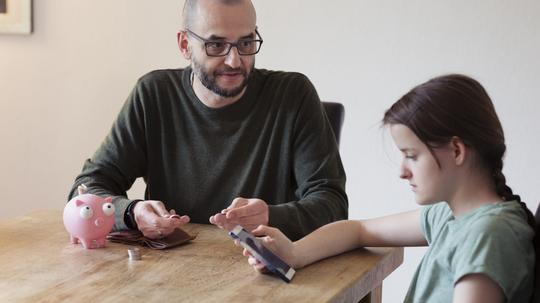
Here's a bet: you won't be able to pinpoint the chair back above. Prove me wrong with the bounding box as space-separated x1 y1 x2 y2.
533 203 540 302
322 102 345 146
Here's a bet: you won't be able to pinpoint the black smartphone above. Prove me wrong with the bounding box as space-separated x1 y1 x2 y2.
229 225 295 283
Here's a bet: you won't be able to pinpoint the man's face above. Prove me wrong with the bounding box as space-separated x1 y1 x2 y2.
191 48 255 98
188 0 257 98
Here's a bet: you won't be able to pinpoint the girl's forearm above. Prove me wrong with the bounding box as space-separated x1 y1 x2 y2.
292 220 364 268
290 210 425 268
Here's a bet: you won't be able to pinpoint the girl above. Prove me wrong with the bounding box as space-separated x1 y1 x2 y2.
242 74 536 302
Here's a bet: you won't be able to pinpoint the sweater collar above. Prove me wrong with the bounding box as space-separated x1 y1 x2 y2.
182 67 261 121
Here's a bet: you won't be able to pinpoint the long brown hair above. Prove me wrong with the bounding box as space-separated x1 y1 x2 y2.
382 74 535 229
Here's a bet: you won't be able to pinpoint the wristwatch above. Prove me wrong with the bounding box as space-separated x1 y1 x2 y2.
124 200 142 230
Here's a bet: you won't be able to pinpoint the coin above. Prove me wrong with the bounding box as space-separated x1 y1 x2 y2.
128 247 141 261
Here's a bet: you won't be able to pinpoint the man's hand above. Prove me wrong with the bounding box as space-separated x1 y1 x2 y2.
209 197 269 232
133 200 190 239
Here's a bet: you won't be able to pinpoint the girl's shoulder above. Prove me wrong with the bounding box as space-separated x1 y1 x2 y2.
464 202 533 236
450 202 535 302
422 201 534 244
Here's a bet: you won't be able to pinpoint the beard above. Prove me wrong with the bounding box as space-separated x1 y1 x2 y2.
191 57 254 98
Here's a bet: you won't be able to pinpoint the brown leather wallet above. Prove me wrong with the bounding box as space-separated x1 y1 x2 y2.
107 228 196 250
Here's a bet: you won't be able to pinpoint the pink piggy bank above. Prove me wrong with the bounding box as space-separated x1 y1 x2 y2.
63 185 115 249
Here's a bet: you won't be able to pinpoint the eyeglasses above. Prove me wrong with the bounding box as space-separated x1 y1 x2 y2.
185 28 263 57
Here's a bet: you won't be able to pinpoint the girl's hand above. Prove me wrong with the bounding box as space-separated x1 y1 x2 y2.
241 225 296 272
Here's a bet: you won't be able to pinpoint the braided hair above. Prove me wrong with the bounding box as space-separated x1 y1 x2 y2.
491 145 536 230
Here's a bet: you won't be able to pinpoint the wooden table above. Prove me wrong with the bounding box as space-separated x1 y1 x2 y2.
0 210 403 303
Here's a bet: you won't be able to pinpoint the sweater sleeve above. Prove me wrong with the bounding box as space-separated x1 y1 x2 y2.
68 79 148 231
267 75 348 240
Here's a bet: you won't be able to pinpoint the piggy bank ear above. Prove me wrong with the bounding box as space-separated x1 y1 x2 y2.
75 200 84 207
77 184 88 195
104 197 113 203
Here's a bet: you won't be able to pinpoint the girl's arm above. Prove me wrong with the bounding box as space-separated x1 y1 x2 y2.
453 274 504 303
293 209 426 268
249 209 427 269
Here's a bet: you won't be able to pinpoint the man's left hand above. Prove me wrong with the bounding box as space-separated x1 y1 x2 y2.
209 197 269 232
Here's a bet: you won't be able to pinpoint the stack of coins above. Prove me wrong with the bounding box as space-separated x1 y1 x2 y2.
127 247 141 261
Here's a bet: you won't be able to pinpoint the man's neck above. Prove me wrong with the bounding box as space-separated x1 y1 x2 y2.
192 74 246 109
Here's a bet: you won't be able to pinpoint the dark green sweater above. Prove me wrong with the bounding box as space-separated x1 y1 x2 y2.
69 67 348 240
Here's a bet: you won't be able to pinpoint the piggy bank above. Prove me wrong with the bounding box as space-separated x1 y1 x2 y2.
63 185 115 249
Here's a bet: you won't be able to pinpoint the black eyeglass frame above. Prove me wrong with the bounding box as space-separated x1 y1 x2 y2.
185 28 263 57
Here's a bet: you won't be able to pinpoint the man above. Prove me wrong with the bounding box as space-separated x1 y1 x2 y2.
68 0 347 241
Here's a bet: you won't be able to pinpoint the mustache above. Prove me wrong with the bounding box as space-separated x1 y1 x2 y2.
215 67 247 76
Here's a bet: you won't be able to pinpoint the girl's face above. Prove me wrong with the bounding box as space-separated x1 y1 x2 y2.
390 124 456 205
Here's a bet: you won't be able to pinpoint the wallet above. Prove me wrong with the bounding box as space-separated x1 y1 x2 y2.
107 228 196 250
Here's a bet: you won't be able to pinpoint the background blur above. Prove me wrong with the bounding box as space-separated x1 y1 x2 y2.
1 1 539 301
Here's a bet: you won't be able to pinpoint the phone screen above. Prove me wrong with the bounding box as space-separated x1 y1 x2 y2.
229 225 295 283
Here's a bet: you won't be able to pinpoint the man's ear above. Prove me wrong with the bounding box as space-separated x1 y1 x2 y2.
450 136 467 166
177 31 191 60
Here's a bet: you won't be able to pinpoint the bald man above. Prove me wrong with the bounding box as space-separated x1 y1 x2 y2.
69 0 347 241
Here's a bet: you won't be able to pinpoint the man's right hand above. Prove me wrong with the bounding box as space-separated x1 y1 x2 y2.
209 197 269 232
133 200 190 239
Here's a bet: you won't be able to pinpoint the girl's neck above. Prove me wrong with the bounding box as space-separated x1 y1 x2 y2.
446 172 503 218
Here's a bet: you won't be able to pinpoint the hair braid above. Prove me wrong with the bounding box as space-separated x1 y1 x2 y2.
492 160 537 244
492 168 518 202
490 149 536 229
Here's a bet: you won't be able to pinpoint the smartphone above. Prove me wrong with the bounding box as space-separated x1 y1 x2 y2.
229 225 296 283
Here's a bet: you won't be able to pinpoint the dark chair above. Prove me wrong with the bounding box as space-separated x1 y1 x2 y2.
533 204 540 302
322 101 345 146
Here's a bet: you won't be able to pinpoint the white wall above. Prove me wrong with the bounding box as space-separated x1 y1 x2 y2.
1 1 539 302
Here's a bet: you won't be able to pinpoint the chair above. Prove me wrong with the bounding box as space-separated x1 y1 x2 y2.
533 204 540 302
322 101 345 146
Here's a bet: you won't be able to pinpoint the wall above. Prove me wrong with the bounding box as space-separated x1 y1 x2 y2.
1 1 539 301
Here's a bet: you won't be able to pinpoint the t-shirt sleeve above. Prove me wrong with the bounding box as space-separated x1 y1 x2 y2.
421 202 452 244
451 218 531 300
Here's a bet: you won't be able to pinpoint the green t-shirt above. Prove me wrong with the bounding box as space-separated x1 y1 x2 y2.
404 201 535 303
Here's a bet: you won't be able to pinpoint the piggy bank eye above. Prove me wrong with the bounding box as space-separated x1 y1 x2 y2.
79 205 93 219
102 203 115 216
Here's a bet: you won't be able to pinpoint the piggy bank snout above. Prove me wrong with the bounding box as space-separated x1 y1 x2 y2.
94 217 105 227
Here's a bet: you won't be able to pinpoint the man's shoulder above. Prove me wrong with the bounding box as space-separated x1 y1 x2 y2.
136 68 186 87
254 68 311 85
255 68 307 78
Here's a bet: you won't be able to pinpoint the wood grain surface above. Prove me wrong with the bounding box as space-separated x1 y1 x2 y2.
0 210 403 303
